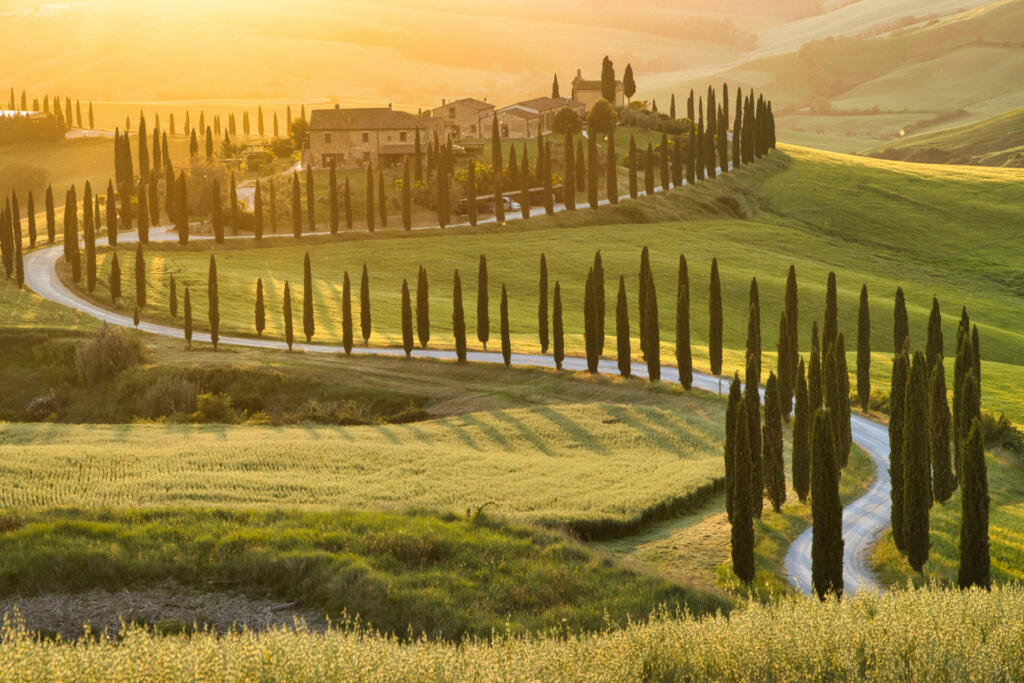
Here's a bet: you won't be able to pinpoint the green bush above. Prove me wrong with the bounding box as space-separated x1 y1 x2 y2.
136 374 198 419
194 392 237 424
74 326 146 386
981 411 1024 453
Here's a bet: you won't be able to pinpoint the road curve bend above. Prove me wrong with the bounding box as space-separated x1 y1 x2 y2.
23 208 889 597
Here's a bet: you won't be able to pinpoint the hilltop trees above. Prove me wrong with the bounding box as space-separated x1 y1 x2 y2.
416 266 430 349
584 268 600 374
366 165 375 232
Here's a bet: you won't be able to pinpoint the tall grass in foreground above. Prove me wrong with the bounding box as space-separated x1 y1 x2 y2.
2 586 1021 681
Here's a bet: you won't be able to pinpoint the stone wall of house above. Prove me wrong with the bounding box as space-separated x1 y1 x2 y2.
309 128 420 168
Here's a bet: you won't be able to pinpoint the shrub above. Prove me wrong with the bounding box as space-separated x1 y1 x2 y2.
194 392 237 424
270 138 294 158
981 411 1024 453
74 326 146 386
137 374 198 419
23 391 60 421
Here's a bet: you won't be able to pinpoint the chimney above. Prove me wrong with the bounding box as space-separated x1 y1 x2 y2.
442 98 446 106
388 102 393 110
576 68 582 78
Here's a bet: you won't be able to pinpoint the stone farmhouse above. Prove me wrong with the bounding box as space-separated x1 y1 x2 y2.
571 69 624 109
479 97 586 140
307 105 447 169
430 97 494 139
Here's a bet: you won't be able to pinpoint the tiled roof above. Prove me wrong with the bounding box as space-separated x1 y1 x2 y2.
309 107 426 131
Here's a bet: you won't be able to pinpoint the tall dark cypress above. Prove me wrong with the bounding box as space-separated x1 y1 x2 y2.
65 187 81 282
587 131 599 209
302 252 314 343
857 284 871 411
593 251 605 354
639 246 651 358
477 254 489 350
414 128 423 183
211 180 224 244
576 139 586 195
175 173 188 245
644 143 655 196
500 284 511 367
83 182 96 292
930 362 955 504
329 162 339 234
253 182 264 240
306 166 316 232
360 263 371 344
832 333 852 469
342 271 353 355
811 409 843 600
491 118 504 225
553 281 564 370
45 185 55 244
733 88 742 170
926 296 943 371
823 271 838 363
170 276 177 318
606 132 618 205
747 278 761 382
616 275 631 377
134 242 145 312
660 132 670 191
365 165 375 232
894 287 909 355
467 160 477 226
255 278 265 336
414 265 430 349
401 279 414 358
208 255 219 350
958 414 990 589
109 253 121 304
538 254 549 353
725 375 743 521
764 372 786 512
686 127 696 186
136 179 149 245
283 281 294 351
777 310 792 419
628 135 638 199
730 399 755 584
709 257 723 379
808 322 823 410
26 191 35 247
584 268 599 374
676 254 692 390
292 171 302 238
672 134 683 188
453 270 467 362
745 332 762 520
793 359 811 503
377 168 386 228
148 174 159 227
184 287 193 347
903 350 931 573
564 133 576 211
519 147 531 220
956 339 980 483
889 350 909 553
644 269 660 382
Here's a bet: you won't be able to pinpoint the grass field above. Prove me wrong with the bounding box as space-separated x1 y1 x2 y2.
0 586 1021 680
868 106 1024 167
74 145 1024 422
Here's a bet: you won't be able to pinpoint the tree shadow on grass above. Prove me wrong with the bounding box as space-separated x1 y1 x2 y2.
490 410 554 456
532 405 607 456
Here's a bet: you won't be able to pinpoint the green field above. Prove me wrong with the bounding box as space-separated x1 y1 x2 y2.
868 106 1024 167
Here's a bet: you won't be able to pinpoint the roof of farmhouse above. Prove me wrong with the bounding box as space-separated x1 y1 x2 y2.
309 107 428 131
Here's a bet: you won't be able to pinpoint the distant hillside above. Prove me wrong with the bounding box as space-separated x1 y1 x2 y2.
867 107 1024 166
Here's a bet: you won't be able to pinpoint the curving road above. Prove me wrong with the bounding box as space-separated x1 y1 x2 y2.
22 171 889 597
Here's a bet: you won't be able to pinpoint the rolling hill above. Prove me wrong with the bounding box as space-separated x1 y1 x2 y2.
867 106 1024 166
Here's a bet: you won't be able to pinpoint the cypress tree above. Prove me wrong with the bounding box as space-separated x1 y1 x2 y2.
930 362 955 503
564 133 576 211
184 287 193 347
134 242 145 311
109 253 121 304
360 263 371 344
764 372 786 512
576 139 586 195
606 132 618 204
148 174 159 227
302 253 314 342
205 126 214 160
136 180 149 245
306 165 316 232
26 191 35 247
401 279 414 358
292 172 302 238
638 246 650 358
747 278 761 382
644 143 655 196
413 265 429 348
725 375 743 521
958 354 982 484
676 253 692 390
414 129 423 183
584 268 599 374
809 322 823 410
544 141 555 215
672 134 683 188
365 165 375 232
342 271 353 355
777 310 792 419
628 135 638 199
616 275 631 377
453 270 467 362
500 284 511 367
593 251 605 354
972 325 981 394
45 185 55 244
745 336 762 520
65 188 81 282
894 287 909 355
823 272 838 366
520 147 531 219
208 255 219 350
890 350 909 553
344 178 352 229
733 89 742 169
538 254 549 353
228 174 238 235
377 168 386 228
164 161 175 222
477 254 489 349
553 281 564 370
686 127 696 186
695 120 705 181
587 131 598 209
175 173 188 245
926 296 944 371
904 350 932 572
169 275 177 318
832 333 853 468
211 180 224 243
329 161 339 234
491 117 504 225
190 128 198 157
958 415 990 589
83 182 96 292
644 271 660 382
254 278 265 336
466 160 477 226
283 281 294 351
811 409 843 600
709 257 723 379
793 359 811 502
660 131 670 191
730 399 755 584
254 182 264 240
857 284 871 410
13 236 22 288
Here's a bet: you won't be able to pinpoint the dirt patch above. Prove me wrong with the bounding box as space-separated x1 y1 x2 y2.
0 583 328 639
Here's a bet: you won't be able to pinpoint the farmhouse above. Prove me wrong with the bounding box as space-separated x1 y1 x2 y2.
480 97 586 140
571 69 624 109
308 105 446 169
430 97 494 139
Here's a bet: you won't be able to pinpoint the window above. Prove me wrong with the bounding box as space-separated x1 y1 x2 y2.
470 124 477 135
362 152 370 162
400 131 407 142
362 132 369 143
324 133 331 144
501 124 509 138
449 107 456 119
